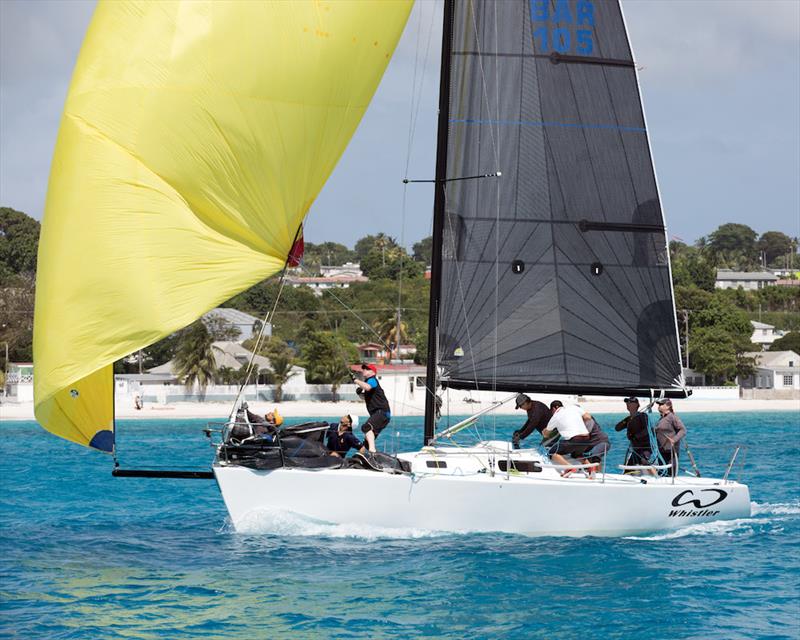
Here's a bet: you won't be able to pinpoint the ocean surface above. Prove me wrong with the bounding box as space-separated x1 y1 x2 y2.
1 410 798 639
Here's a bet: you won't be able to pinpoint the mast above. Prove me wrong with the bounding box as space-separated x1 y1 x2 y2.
423 0 455 445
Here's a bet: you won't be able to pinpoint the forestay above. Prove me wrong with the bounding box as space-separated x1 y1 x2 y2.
33 0 412 451
433 0 684 396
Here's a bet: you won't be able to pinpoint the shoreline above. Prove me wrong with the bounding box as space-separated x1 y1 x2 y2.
2 398 798 421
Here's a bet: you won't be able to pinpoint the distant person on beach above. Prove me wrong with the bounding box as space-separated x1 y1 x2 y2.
325 414 363 457
615 397 656 475
655 398 686 475
352 363 391 453
512 393 552 449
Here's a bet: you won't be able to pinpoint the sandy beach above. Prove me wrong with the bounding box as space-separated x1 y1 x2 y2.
2 396 798 422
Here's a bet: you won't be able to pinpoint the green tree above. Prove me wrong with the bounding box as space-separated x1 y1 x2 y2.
769 332 800 353
671 247 716 291
303 242 356 270
0 272 35 365
360 245 423 280
373 312 409 359
412 236 432 264
690 326 740 384
354 233 397 263
707 223 758 268
757 231 795 266
173 320 217 398
301 330 357 392
687 293 755 382
262 338 296 402
0 207 40 281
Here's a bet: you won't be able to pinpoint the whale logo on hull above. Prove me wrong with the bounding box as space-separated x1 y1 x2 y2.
671 489 728 509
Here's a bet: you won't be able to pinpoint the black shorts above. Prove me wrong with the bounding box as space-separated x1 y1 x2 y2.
547 437 590 457
361 412 389 438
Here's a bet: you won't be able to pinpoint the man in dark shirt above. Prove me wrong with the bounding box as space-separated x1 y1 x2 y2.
326 414 363 457
512 393 552 449
353 363 391 453
615 396 655 474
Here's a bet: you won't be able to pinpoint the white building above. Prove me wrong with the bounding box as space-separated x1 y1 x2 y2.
750 320 785 350
286 274 368 296
202 308 269 343
739 350 800 399
715 269 777 290
149 341 306 384
3 362 33 403
320 262 363 278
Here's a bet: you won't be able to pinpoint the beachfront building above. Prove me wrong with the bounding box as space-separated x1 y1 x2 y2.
750 321 785 350
285 272 368 296
320 263 363 278
148 341 306 385
202 308 268 343
739 350 800 400
3 362 33 403
715 269 777 290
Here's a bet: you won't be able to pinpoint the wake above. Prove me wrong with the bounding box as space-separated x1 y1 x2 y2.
625 500 799 541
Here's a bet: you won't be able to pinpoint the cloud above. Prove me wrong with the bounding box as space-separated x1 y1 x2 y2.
623 0 800 86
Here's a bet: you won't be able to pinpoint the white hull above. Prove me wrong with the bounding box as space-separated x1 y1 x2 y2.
214 442 751 537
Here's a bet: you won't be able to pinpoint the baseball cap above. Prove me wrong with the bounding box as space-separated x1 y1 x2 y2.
361 363 378 374
273 408 284 426
624 396 639 403
549 400 563 411
655 398 672 406
515 393 531 409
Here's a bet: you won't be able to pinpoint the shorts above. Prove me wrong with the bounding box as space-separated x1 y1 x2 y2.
361 411 390 438
547 436 590 458
627 447 652 465
583 440 611 462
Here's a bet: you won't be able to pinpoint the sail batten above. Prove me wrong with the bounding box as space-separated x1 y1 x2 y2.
34 0 412 451
434 0 684 396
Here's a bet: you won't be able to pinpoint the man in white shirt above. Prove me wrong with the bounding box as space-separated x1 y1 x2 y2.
542 400 592 474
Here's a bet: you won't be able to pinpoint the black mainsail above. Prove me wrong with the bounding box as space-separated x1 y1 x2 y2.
425 0 685 440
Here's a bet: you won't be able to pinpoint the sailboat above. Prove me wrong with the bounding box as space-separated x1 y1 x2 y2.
34 0 750 537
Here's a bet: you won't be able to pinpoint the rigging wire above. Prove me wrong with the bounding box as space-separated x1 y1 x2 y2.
226 227 302 421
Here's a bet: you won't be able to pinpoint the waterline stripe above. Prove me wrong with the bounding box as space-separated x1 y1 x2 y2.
450 118 646 133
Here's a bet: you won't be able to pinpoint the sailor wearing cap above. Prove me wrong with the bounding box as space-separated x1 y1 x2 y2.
352 363 391 453
655 398 686 475
512 393 552 449
615 397 654 474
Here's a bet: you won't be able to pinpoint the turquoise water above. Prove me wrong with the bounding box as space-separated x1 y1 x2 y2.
1 411 798 639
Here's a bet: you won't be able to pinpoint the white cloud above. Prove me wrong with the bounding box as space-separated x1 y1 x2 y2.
624 0 800 86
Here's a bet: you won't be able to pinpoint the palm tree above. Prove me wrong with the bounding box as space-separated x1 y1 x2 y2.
317 359 351 403
373 312 409 360
173 320 217 400
267 354 295 402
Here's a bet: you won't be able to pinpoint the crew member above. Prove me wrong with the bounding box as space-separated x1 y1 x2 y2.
615 397 655 474
541 400 591 475
353 363 391 453
326 414 363 457
512 393 552 449
655 398 686 476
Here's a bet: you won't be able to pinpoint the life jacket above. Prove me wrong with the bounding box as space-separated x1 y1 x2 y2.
364 378 390 415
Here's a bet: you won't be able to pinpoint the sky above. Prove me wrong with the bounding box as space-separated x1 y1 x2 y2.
1 0 798 249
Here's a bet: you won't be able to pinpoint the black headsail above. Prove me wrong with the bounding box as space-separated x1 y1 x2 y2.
427 0 685 424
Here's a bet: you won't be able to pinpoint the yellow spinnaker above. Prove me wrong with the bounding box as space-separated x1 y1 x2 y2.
34 0 412 452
